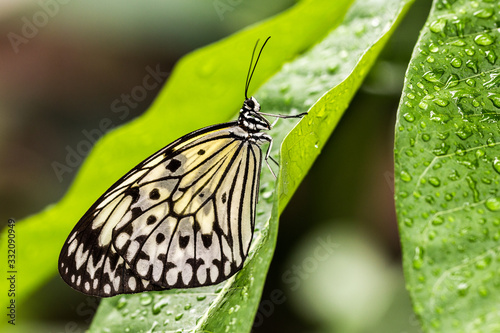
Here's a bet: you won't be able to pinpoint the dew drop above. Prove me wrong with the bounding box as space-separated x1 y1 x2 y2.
413 246 424 270
493 158 500 174
445 73 459 87
465 78 476 87
448 170 460 181
478 286 488 297
466 176 480 202
465 48 475 56
429 43 439 53
152 298 169 315
196 295 207 301
432 216 444 225
327 64 339 74
481 177 492 184
147 321 159 332
423 70 444 83
140 294 153 306
474 8 493 18
429 18 446 33
175 313 184 321
488 93 500 108
403 112 415 122
117 297 128 310
400 170 412 182
429 177 441 187
485 50 497 65
455 126 473 140
455 20 465 37
474 34 495 46
419 101 429 110
457 283 469 296
430 112 450 123
432 143 450 156
466 60 478 73
262 191 273 199
475 257 491 269
449 39 466 47
450 57 462 68
433 98 449 107
485 197 500 211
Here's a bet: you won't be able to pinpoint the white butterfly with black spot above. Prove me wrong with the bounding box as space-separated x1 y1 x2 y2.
58 37 306 297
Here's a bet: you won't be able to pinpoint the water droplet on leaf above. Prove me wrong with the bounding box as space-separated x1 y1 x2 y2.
450 58 462 68
400 170 412 182
485 197 500 211
430 18 446 33
474 34 495 46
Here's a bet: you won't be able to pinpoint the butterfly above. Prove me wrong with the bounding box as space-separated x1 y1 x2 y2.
58 37 306 297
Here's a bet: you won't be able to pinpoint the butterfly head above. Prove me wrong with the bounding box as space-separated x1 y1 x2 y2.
242 96 261 113
239 96 270 132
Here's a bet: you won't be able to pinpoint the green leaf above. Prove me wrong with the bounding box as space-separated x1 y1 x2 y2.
395 0 500 331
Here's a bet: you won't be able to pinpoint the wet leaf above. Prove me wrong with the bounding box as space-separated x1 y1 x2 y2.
395 0 500 331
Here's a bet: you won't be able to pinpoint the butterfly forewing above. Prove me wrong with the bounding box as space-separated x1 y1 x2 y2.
58 122 262 297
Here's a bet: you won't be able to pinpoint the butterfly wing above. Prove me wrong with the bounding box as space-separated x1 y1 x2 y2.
58 122 262 297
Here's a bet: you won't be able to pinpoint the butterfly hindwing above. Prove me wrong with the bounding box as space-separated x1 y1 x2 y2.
58 123 262 297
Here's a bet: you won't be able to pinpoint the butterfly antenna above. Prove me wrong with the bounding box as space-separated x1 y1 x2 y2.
245 39 260 99
245 36 271 99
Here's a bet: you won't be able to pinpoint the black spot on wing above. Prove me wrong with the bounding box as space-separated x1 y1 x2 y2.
166 159 181 172
179 235 190 248
149 188 160 200
146 215 157 225
201 234 213 248
156 233 165 244
197 149 206 155
221 192 227 204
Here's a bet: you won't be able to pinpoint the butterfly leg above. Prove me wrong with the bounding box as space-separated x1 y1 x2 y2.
259 111 308 129
270 117 280 128
258 111 308 119
253 132 278 178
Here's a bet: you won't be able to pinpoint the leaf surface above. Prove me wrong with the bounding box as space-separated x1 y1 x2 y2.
395 0 500 331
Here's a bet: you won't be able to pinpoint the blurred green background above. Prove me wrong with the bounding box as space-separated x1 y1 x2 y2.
0 0 431 332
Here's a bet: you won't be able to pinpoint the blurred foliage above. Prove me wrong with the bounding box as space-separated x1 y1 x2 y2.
395 0 500 331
